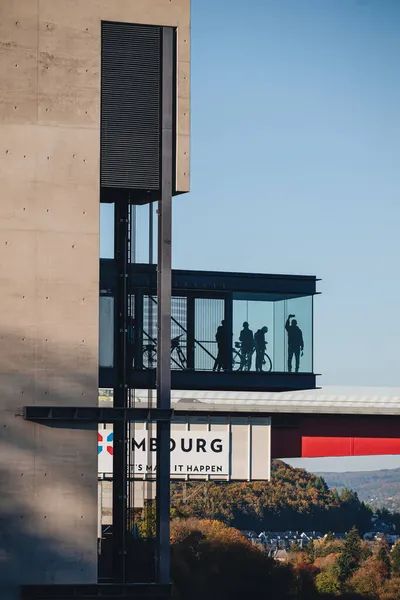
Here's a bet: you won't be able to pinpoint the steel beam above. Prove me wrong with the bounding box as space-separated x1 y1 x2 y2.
23 406 173 422
113 199 130 583
155 27 174 585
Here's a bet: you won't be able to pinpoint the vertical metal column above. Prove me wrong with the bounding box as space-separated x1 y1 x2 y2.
186 295 195 370
113 199 130 583
225 293 233 371
156 26 174 585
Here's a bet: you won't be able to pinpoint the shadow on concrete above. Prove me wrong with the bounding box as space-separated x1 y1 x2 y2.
0 330 98 600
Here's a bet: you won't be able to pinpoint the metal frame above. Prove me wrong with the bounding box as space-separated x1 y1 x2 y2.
100 260 319 297
100 368 317 393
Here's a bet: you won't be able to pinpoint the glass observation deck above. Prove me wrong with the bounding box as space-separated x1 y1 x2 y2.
99 261 319 392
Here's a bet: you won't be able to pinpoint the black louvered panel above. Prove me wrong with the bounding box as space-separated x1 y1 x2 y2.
101 22 161 191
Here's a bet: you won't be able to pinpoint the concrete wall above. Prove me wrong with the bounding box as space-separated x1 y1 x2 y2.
0 1 190 597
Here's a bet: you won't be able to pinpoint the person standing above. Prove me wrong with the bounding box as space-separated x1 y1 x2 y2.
254 326 268 372
285 314 304 373
239 321 254 371
213 320 228 372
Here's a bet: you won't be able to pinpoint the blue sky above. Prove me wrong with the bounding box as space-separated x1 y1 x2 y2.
101 1 400 470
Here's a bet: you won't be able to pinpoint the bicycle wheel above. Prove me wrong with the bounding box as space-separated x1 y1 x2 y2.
143 347 157 369
263 351 272 373
232 349 242 371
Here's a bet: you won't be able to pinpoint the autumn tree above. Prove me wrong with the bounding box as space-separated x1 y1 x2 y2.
170 518 296 600
377 538 392 578
380 577 400 600
348 556 386 598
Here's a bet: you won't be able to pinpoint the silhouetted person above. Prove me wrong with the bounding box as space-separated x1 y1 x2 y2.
213 320 229 372
285 314 304 373
254 326 268 372
239 321 254 371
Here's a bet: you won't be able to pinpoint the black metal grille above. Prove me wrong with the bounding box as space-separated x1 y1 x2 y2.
101 22 161 191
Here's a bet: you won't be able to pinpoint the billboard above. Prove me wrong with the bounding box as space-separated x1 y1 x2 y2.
98 416 271 481
131 431 229 476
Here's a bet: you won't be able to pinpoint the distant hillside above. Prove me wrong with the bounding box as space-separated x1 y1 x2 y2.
316 468 400 511
170 460 373 534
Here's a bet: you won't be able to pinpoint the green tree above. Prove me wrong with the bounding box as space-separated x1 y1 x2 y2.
377 538 392 578
315 570 340 595
391 541 400 577
314 476 328 493
325 531 335 542
304 539 315 562
334 527 362 583
136 502 182 539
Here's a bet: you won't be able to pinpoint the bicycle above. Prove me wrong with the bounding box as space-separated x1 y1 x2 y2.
232 342 272 373
142 334 187 370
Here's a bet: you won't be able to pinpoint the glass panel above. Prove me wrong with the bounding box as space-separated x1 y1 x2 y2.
233 298 274 372
194 298 225 371
142 295 187 370
233 293 313 374
171 296 187 370
282 296 313 373
99 295 114 367
143 295 157 369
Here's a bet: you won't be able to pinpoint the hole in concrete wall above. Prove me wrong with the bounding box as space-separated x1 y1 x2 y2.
100 203 114 259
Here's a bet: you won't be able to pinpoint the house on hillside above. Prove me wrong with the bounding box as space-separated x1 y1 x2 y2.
301 531 323 542
273 549 289 562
